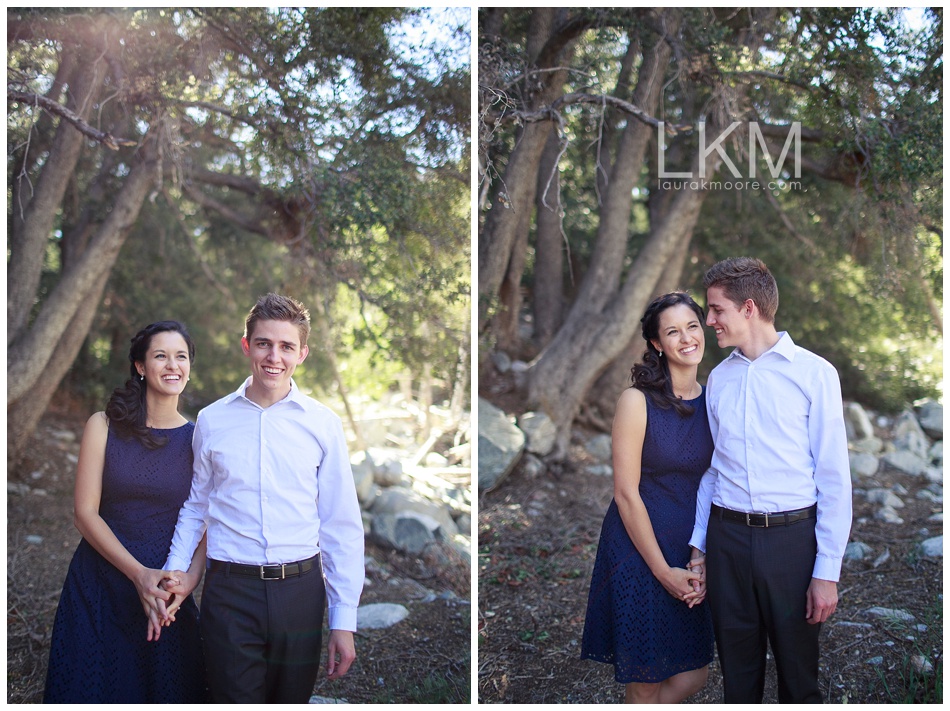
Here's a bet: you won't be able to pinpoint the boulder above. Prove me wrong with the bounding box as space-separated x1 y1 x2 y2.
518 412 557 457
350 452 375 503
850 436 884 455
371 511 444 555
478 398 524 491
919 535 943 558
849 451 879 478
490 350 512 374
893 409 931 461
845 402 875 441
370 486 458 536
366 447 407 487
866 488 905 508
585 434 613 463
916 399 943 440
881 450 929 477
844 541 873 561
358 603 410 629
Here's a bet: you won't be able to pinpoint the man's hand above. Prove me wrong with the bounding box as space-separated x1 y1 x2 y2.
805 577 838 624
326 629 356 679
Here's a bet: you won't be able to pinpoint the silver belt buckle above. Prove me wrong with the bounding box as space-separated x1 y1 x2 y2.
746 512 769 528
261 563 286 580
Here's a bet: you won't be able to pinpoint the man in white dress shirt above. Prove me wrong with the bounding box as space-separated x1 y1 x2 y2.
689 257 851 703
164 293 364 703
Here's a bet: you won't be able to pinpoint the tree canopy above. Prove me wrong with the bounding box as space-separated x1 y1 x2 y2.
478 8 941 453
7 7 471 464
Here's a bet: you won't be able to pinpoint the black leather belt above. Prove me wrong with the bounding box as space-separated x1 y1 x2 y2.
208 554 318 580
712 503 816 528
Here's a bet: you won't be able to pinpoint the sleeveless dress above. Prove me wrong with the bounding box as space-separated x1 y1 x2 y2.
581 389 715 683
44 423 207 703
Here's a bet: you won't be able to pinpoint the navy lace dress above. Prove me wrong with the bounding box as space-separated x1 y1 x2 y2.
44 423 207 703
581 389 715 683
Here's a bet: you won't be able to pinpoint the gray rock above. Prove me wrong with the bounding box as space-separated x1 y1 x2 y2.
454 514 471 537
518 412 557 457
881 450 929 477
912 654 935 675
844 541 873 561
845 402 875 440
51 429 77 443
835 620 873 629
357 603 409 630
872 549 890 568
490 351 512 374
350 452 375 504
866 656 884 666
371 511 444 554
371 486 459 536
893 409 931 460
521 453 545 479
585 434 613 463
849 436 884 455
309 695 348 704
929 440 943 465
867 488 905 508
916 398 943 440
586 464 613 477
849 451 879 478
874 506 904 524
928 513 943 523
366 447 407 487
866 606 916 623
919 536 943 557
923 466 943 485
477 398 525 491
25 535 43 545
917 489 941 503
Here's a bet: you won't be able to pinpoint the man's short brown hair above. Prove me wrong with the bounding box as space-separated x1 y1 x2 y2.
244 293 311 345
703 257 779 323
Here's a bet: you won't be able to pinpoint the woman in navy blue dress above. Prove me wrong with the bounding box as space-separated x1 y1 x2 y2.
44 321 207 703
581 292 714 703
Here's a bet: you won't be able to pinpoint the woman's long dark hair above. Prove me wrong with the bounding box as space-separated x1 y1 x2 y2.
631 292 705 417
104 321 195 449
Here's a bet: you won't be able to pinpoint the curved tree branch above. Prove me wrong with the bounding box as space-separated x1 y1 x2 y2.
7 89 137 150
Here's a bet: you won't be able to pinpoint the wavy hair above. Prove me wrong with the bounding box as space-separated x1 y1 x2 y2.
104 321 195 449
631 292 705 417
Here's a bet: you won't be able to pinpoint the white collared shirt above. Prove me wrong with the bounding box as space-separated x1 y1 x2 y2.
166 377 364 630
689 332 852 581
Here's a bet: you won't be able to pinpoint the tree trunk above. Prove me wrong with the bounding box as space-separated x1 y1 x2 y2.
527 145 722 457
477 9 579 334
7 273 109 468
7 131 160 406
7 47 105 343
532 131 565 348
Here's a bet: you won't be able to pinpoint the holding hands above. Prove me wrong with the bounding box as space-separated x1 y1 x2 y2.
659 556 706 607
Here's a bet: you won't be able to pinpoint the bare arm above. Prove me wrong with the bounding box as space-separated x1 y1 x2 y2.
611 389 700 601
72 414 173 622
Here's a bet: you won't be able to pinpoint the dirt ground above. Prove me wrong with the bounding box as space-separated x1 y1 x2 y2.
477 428 943 704
7 412 471 704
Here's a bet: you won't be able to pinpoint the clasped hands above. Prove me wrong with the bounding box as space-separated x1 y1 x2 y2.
133 567 198 641
660 555 707 608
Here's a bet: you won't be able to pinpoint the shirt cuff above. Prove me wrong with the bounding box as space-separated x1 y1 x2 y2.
165 555 191 572
812 554 842 583
688 531 707 554
328 604 358 632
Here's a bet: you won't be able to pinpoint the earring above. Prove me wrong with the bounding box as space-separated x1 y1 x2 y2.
658 350 663 357
139 374 144 381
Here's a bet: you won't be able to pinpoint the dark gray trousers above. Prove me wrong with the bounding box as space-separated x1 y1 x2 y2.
199 558 326 703
706 513 822 703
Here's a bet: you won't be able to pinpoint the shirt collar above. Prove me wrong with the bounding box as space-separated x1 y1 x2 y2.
226 376 308 409
727 331 796 363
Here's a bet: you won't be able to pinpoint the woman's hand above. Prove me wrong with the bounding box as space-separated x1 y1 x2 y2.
159 569 201 625
133 566 177 625
684 555 707 607
659 565 704 601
